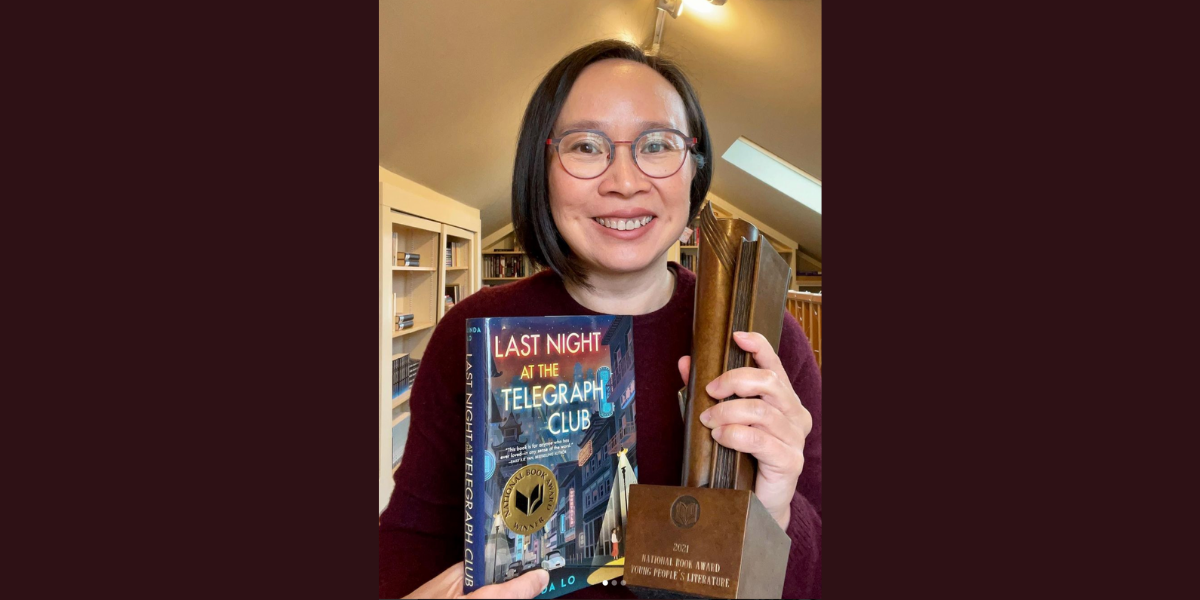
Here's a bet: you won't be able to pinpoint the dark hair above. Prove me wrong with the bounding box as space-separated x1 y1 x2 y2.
511 39 713 287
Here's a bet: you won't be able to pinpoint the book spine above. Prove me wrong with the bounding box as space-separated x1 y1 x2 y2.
463 318 489 593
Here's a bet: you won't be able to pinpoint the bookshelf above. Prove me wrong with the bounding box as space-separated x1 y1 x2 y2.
380 170 481 514
670 202 733 273
480 228 544 286
441 224 475 318
383 209 439 474
669 197 818 291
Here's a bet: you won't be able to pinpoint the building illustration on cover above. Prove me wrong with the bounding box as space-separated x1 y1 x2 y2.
465 315 639 599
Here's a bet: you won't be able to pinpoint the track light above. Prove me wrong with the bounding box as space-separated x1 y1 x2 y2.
656 0 684 19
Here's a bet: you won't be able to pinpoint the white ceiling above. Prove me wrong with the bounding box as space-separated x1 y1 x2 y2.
380 0 821 260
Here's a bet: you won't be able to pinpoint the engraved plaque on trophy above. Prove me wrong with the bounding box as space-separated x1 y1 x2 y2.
624 203 793 599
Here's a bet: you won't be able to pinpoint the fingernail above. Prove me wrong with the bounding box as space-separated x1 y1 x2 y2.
734 331 748 339
699 409 711 425
705 381 717 395
537 569 550 587
711 426 723 439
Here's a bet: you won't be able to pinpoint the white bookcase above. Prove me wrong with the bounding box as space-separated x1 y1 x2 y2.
379 169 481 514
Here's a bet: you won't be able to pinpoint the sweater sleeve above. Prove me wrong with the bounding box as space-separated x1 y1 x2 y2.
777 312 822 599
379 308 472 599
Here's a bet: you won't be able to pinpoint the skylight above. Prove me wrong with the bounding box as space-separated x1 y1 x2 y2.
721 137 821 214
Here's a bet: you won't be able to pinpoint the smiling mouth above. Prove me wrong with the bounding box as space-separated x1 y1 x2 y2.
593 216 654 231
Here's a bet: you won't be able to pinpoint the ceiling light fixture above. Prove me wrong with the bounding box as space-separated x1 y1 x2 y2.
656 0 685 19
722 137 822 215
648 0 727 56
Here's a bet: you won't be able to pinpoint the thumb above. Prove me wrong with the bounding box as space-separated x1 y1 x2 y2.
677 355 691 385
466 568 549 599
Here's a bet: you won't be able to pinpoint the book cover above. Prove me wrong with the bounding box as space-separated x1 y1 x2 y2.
465 315 639 599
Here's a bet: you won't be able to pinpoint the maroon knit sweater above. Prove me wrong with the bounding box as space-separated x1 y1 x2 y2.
379 263 822 599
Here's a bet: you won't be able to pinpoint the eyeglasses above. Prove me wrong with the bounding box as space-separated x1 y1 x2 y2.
547 128 698 179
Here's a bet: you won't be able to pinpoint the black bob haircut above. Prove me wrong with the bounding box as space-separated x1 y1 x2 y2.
511 39 713 288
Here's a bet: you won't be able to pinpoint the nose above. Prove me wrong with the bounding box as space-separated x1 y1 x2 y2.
597 143 651 198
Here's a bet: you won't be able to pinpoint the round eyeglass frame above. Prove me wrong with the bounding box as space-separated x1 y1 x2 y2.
546 128 699 180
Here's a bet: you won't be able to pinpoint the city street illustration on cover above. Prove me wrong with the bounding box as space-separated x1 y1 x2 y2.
466 314 638 598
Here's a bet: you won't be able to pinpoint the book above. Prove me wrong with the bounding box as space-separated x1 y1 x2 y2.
464 315 638 598
393 354 410 397
392 358 401 395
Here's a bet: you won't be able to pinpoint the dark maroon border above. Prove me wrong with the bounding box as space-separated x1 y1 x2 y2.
24 1 1172 597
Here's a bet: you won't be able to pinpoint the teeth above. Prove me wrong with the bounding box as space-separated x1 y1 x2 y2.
595 216 652 231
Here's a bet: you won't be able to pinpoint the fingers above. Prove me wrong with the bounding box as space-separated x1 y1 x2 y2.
705 366 797 418
466 569 550 599
732 331 788 384
710 424 805 475
677 355 691 385
699 398 804 448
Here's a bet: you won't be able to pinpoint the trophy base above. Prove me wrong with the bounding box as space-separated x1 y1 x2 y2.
626 585 715 599
622 484 791 599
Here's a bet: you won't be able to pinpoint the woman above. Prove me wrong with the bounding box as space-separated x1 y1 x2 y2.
379 39 821 599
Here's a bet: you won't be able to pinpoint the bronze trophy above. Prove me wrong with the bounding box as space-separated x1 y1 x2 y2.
623 203 793 599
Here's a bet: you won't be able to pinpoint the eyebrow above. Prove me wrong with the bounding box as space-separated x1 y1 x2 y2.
557 120 681 136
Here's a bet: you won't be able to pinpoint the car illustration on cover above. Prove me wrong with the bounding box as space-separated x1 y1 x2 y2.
541 551 565 571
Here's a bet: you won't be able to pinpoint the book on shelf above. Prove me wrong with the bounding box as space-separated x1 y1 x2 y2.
678 225 697 246
398 252 420 267
392 233 399 266
396 313 416 331
407 358 420 385
463 315 638 598
392 358 401 395
679 253 695 272
393 353 410 397
445 284 463 312
446 243 454 267
483 254 527 278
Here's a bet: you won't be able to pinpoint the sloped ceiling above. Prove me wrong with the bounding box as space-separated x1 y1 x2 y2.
380 0 821 260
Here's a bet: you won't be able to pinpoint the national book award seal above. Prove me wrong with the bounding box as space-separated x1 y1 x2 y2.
501 464 559 534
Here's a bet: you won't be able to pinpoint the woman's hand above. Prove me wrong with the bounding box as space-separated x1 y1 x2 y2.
677 331 813 531
403 562 549 599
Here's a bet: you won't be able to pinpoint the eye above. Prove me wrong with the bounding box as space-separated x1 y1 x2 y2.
570 141 602 154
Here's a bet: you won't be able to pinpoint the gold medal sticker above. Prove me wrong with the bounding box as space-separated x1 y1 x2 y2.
500 464 559 534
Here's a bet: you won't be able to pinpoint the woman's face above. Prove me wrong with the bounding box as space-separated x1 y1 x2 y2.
548 59 695 279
